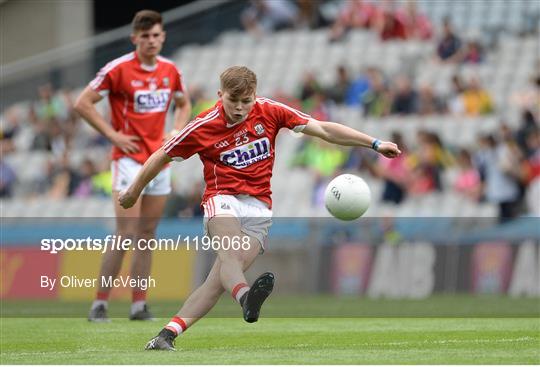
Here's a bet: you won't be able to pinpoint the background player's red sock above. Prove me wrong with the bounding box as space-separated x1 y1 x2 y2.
91 291 110 309
131 290 147 314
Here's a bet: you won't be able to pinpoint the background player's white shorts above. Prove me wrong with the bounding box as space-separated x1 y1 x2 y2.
111 157 171 196
203 194 272 251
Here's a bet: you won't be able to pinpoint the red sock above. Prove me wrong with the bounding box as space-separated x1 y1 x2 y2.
132 290 146 303
96 291 109 301
165 316 187 336
231 282 249 304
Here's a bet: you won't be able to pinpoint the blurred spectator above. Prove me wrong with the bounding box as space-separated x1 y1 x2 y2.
299 71 323 102
296 0 323 29
303 91 331 121
73 159 97 197
35 84 73 119
461 77 494 116
326 65 352 104
516 109 539 157
390 75 417 115
91 159 112 197
408 131 451 194
1 106 23 153
523 127 540 216
292 137 347 177
189 85 215 118
417 83 446 115
395 0 433 40
480 134 523 222
436 17 462 62
47 118 68 156
362 69 391 117
344 67 375 107
374 0 407 41
510 70 540 112
526 176 540 216
241 0 298 38
372 132 410 204
460 39 484 64
0 158 17 198
291 137 348 205
447 74 467 115
298 71 329 120
329 0 380 42
45 153 79 199
453 148 482 201
522 129 540 185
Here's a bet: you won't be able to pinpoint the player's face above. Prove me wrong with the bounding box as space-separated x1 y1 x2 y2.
131 24 165 58
218 90 256 124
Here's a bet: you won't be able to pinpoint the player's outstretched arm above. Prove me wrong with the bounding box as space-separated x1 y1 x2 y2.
302 119 401 158
118 149 172 209
74 86 141 154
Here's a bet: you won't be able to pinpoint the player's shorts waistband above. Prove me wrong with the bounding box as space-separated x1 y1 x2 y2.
206 194 270 209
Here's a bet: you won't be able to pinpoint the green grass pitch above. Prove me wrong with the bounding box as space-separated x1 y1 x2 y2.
1 296 539 364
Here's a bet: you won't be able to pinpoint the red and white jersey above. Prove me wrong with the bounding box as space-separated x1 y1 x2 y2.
89 51 186 164
163 97 312 208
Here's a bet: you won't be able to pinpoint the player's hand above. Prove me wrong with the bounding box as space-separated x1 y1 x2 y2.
111 132 141 154
118 188 139 209
377 141 402 158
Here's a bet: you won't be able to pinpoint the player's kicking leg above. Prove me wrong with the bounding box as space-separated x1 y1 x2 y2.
145 215 273 350
209 216 274 323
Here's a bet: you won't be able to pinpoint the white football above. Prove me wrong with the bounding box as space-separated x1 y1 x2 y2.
324 174 371 221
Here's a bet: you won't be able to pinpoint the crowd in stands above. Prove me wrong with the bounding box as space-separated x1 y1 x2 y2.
1 0 538 221
329 0 433 42
0 81 209 216
241 0 327 38
289 66 494 118
241 0 435 43
0 83 112 200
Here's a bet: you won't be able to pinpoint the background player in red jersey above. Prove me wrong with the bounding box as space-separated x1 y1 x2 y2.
74 10 191 322
119 66 400 350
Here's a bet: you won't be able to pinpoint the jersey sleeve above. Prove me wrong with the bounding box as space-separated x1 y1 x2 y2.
162 121 202 161
89 62 119 97
265 99 312 133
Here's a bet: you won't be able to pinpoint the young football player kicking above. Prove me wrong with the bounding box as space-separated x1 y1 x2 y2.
119 66 400 350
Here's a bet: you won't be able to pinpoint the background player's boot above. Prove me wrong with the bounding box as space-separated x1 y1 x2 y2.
88 304 110 322
129 304 155 321
145 329 176 351
242 272 274 323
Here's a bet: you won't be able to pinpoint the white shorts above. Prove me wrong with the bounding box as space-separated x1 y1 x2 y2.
203 195 273 251
111 157 171 196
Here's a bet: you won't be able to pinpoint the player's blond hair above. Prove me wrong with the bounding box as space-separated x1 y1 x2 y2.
132 10 162 32
220 66 257 97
